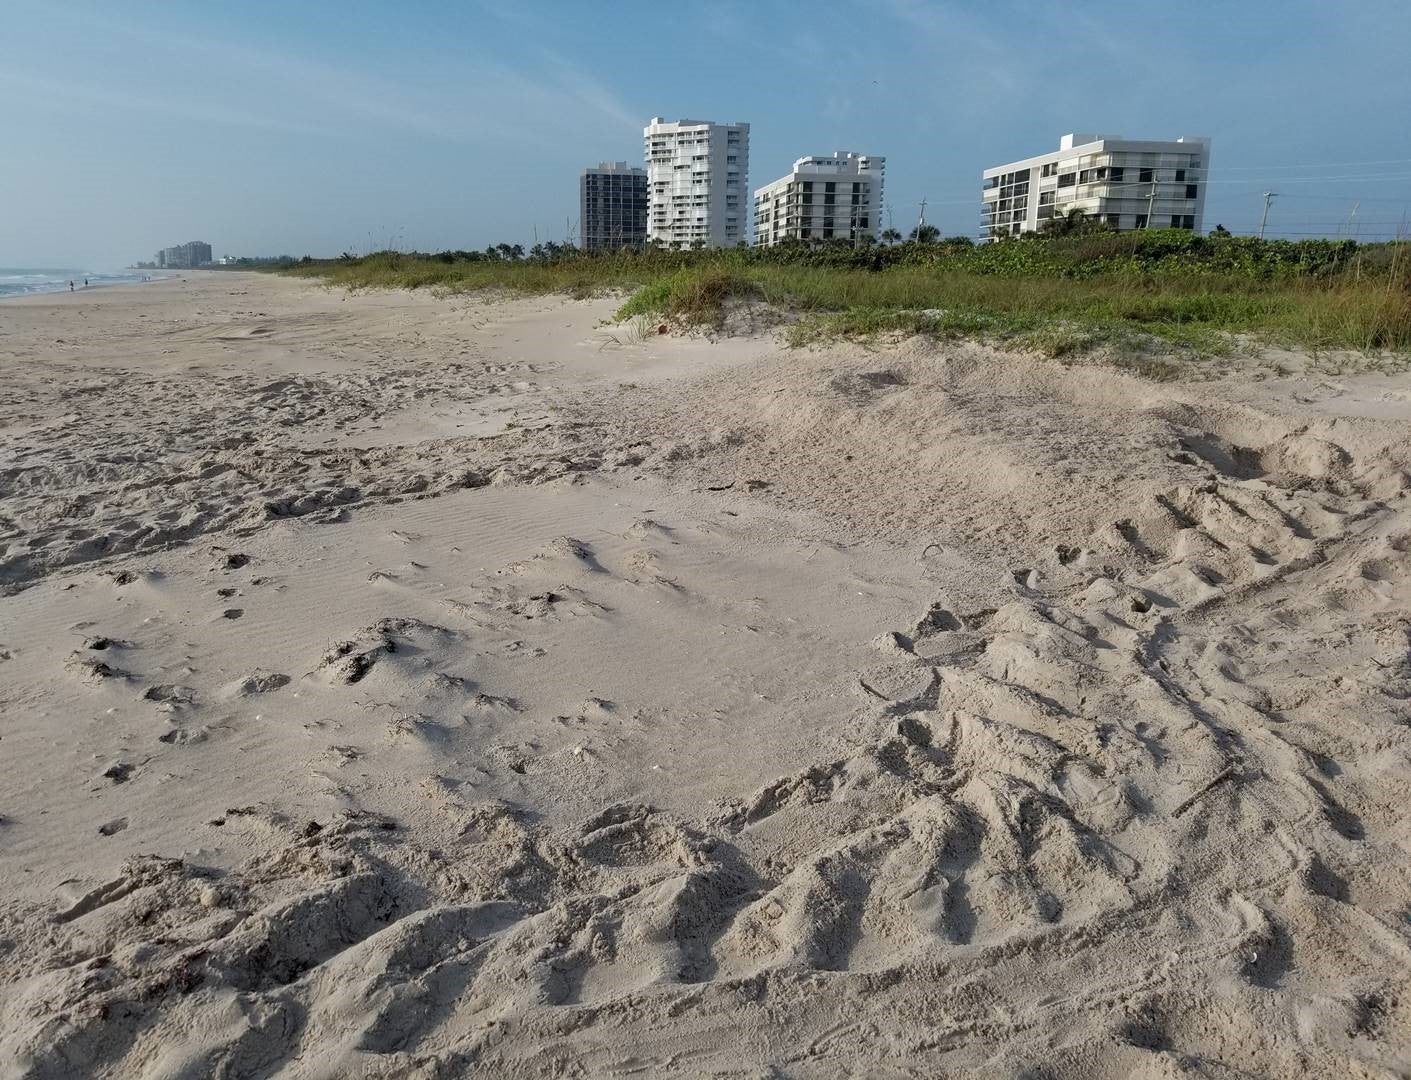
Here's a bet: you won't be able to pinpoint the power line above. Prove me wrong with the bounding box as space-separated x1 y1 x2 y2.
984 175 1411 198
1208 157 1411 171
1274 192 1411 203
923 175 1411 208
1211 172 1411 185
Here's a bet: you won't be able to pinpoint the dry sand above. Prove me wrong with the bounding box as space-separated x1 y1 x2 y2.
2 272 1410 1078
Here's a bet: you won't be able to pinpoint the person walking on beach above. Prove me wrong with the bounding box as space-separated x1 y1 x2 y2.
68 280 74 291
84 278 89 287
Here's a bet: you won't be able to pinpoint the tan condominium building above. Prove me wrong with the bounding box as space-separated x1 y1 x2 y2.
753 152 885 247
982 133 1211 240
644 117 749 249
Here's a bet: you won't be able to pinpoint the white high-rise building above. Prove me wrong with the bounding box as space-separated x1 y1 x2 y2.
753 152 885 247
644 118 749 249
982 133 1212 240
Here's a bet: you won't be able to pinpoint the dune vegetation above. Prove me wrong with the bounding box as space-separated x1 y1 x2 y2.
281 231 1411 363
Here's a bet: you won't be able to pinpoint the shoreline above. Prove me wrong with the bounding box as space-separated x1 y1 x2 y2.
0 270 195 303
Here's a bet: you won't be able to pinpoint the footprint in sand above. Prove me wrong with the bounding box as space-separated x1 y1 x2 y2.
83 636 130 651
66 655 131 681
143 684 197 708
225 670 291 697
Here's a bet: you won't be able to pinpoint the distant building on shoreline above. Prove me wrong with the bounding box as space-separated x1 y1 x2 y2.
155 241 213 269
580 162 648 252
644 118 749 249
753 152 885 247
982 134 1211 240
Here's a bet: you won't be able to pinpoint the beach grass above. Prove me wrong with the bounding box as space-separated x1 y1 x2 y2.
281 235 1411 361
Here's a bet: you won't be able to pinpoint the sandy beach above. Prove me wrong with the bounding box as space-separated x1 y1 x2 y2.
3 271 1411 1077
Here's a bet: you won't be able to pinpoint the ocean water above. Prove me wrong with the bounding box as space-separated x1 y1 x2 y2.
0 268 171 298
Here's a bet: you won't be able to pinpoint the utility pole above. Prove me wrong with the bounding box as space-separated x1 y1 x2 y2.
1145 173 1158 229
1258 192 1278 240
916 197 928 238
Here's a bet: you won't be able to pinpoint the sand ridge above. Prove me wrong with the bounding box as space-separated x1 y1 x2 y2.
2 273 1410 1078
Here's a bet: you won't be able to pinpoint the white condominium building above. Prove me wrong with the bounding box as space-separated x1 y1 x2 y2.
644 117 749 249
753 152 885 247
982 133 1212 240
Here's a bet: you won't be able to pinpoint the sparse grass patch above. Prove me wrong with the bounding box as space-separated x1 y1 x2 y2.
1012 324 1104 359
615 266 758 328
1107 353 1189 382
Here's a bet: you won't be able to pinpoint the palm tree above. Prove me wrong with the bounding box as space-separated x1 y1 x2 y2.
1041 208 1099 236
880 228 902 245
909 224 941 244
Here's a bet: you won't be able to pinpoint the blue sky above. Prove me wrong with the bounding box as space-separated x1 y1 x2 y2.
3 0 1410 267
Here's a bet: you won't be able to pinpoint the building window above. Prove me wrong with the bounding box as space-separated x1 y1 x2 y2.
1106 213 1120 227
824 193 835 205
1170 215 1182 227
1183 215 1195 229
1038 191 1054 205
1175 169 1185 182
1041 162 1057 177
1057 173 1075 188
1138 168 1153 183
802 181 813 192
1108 166 1124 183
1185 184 1198 199
825 182 835 192
1135 214 1148 228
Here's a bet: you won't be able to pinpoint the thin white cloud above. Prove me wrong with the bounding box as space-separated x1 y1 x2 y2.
0 69 319 136
17 6 641 148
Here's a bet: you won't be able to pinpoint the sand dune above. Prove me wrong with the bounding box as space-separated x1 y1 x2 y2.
2 273 1410 1077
